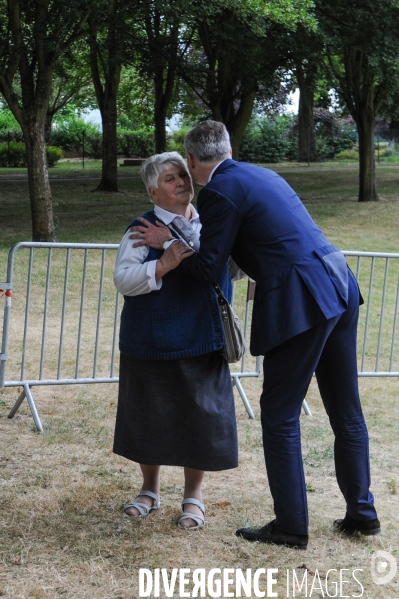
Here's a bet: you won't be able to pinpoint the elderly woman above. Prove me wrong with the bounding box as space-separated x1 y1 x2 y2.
113 151 238 530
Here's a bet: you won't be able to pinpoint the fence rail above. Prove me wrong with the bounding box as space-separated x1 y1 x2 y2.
0 242 261 430
1 244 399 432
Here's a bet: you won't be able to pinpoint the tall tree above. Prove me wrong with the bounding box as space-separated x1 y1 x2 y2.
316 0 399 201
132 1 187 153
288 26 326 162
45 44 94 145
0 0 91 241
177 0 315 158
88 0 135 192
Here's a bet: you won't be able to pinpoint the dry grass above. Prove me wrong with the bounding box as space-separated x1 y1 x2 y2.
1 164 399 598
0 379 398 598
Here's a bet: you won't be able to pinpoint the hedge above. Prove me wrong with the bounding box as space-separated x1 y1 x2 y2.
0 142 63 167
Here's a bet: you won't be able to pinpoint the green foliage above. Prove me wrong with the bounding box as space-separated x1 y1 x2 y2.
374 147 389 158
52 117 101 153
381 151 399 163
0 142 27 167
167 128 191 156
46 146 64 167
85 132 103 160
313 110 355 160
0 127 23 143
117 68 156 130
0 107 23 142
335 149 359 161
239 115 296 163
0 106 19 130
117 129 155 158
0 142 63 167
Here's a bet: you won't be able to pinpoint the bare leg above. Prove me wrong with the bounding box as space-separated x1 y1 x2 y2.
180 467 205 528
125 464 161 517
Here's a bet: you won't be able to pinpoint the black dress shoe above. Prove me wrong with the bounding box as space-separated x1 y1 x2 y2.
236 520 308 550
333 513 381 536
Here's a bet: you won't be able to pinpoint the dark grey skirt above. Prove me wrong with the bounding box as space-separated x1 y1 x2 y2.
113 352 238 471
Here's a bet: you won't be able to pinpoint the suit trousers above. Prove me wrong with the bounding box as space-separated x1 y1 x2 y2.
260 271 377 535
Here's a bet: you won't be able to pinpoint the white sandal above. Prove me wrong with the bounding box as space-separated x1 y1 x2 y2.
124 490 160 518
178 498 205 530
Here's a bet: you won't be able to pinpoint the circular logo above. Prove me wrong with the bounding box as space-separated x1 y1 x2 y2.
371 550 397 585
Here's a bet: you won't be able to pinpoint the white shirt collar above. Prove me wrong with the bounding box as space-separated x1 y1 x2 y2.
154 203 199 225
208 158 228 182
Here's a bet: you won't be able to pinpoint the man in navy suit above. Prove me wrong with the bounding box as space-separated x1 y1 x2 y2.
132 121 380 549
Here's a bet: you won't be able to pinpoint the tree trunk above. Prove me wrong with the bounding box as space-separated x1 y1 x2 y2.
97 99 119 192
88 4 122 193
23 122 56 241
95 65 121 192
357 110 378 202
297 67 316 162
225 89 257 160
154 109 167 154
153 68 170 153
45 113 53 145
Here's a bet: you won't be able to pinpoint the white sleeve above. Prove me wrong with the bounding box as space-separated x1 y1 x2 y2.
113 231 162 296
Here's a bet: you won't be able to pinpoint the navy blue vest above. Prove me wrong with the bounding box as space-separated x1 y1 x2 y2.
119 210 232 360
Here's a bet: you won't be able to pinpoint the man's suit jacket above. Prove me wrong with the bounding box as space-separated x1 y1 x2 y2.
179 159 349 355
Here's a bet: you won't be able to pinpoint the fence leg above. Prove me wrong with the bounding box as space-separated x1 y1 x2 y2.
7 386 27 418
232 374 255 419
7 383 44 433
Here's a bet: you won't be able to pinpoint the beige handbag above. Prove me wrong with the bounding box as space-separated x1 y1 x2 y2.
213 283 246 363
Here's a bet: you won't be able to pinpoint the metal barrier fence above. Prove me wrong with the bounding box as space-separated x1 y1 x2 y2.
0 242 261 430
1 243 398 432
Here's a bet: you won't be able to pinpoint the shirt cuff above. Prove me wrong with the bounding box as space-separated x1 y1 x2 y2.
163 239 177 250
146 260 162 290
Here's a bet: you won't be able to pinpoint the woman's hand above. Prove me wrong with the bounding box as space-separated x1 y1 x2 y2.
129 217 172 249
155 241 194 280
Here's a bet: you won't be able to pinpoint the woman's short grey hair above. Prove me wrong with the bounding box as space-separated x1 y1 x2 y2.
140 152 190 198
184 120 231 164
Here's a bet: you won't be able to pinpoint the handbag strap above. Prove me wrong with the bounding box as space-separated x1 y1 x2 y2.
213 282 228 305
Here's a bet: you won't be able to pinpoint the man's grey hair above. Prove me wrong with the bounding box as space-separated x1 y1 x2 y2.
184 120 231 164
140 151 191 199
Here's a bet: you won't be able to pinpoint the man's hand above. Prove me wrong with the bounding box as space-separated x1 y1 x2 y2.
129 217 173 249
155 241 194 280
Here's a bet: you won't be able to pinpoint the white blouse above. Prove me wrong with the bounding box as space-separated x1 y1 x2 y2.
113 204 201 297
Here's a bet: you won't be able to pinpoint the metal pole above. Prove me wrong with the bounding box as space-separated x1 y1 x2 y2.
82 130 85 169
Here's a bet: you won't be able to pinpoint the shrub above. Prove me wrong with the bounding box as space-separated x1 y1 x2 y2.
288 110 356 161
0 108 22 138
52 117 100 153
117 128 155 157
46 146 63 166
0 141 27 166
382 151 399 163
0 142 63 167
0 128 24 143
167 128 190 156
239 116 295 163
335 149 359 161
85 132 102 159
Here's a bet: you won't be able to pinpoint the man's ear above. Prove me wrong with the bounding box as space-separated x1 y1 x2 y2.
186 152 195 170
229 148 232 157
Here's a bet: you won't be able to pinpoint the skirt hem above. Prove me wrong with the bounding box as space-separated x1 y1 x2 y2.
113 446 238 472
